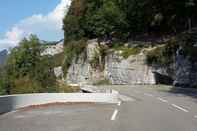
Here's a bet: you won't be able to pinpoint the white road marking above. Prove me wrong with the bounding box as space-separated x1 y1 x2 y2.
171 104 189 113
111 109 119 121
144 93 153 97
157 97 168 103
117 101 121 106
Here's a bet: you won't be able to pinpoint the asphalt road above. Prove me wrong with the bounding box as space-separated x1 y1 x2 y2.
0 85 197 131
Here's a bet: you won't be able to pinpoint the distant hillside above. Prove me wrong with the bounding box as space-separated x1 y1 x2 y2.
0 49 8 65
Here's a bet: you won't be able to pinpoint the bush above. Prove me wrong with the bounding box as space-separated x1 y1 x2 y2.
90 45 108 70
93 79 111 86
114 46 142 59
4 35 58 94
63 39 87 76
58 84 80 93
146 38 179 66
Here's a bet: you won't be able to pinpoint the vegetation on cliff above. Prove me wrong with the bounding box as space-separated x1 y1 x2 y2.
63 0 197 42
62 0 197 65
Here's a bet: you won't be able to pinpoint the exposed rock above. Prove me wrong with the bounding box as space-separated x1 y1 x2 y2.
66 39 156 85
41 40 64 56
105 52 156 85
65 38 197 87
173 48 197 87
54 66 64 79
66 39 103 85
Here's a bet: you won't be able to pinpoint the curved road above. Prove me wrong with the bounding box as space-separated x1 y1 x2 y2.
0 85 197 131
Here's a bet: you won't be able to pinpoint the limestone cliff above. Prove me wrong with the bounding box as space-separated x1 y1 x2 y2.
65 39 156 85
65 33 197 88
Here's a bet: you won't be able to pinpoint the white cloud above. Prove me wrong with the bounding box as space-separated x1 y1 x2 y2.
0 0 71 51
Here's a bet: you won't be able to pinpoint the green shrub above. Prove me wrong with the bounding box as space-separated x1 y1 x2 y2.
63 39 87 76
90 45 108 70
114 46 141 59
121 47 141 59
90 51 100 69
58 84 80 93
146 38 179 66
50 52 65 67
93 79 111 86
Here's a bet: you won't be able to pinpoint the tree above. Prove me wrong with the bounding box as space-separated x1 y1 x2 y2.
5 35 57 94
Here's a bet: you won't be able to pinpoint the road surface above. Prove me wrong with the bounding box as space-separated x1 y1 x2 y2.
0 85 197 131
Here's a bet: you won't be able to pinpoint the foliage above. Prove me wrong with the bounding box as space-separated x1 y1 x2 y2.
63 39 87 76
58 83 80 93
121 47 141 59
0 68 7 95
63 0 197 42
93 79 111 85
90 45 108 70
50 52 65 67
113 45 142 59
146 38 179 65
63 0 129 41
3 35 57 94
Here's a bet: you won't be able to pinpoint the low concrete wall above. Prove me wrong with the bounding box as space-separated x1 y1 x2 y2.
0 93 119 114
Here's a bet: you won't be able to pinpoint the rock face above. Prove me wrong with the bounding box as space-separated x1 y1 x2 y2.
173 48 197 87
105 52 156 85
65 38 197 87
0 49 8 65
66 39 103 85
66 39 156 85
54 66 64 79
41 40 64 56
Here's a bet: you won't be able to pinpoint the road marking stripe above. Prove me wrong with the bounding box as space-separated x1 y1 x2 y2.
144 93 153 97
111 109 118 121
171 104 189 112
157 97 168 103
117 101 121 106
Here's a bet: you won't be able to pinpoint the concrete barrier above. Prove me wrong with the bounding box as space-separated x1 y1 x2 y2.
0 93 119 114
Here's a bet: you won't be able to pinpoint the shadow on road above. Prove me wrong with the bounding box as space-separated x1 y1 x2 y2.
166 87 197 99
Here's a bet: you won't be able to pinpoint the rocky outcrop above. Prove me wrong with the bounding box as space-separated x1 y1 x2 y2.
65 37 197 87
104 52 156 85
173 48 197 87
66 39 156 85
41 40 64 56
66 39 104 85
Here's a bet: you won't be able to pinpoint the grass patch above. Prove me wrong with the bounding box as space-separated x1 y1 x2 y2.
120 47 141 59
58 84 80 93
114 46 141 59
111 42 142 59
93 79 111 85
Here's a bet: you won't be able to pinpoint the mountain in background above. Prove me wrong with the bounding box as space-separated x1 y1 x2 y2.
0 49 8 65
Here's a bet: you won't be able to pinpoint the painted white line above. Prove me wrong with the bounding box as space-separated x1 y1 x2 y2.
111 109 119 121
157 97 168 103
117 101 121 106
171 104 189 113
144 93 153 97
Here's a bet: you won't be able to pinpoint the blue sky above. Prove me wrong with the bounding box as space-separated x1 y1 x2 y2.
0 0 71 51
0 0 59 36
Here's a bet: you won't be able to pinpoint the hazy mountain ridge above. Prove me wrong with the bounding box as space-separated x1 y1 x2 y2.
0 49 8 65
